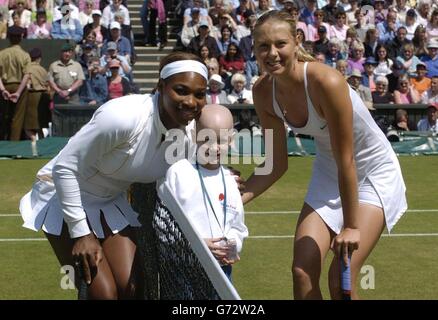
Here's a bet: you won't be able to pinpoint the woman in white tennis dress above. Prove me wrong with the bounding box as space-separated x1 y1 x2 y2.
19 52 209 299
243 10 407 300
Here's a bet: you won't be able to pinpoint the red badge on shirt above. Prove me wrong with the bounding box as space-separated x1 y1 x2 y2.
219 193 225 201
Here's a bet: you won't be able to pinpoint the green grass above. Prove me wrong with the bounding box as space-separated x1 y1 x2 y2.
1 157 437 299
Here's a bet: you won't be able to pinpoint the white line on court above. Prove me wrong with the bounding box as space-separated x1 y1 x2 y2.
1 233 438 242
1 209 438 217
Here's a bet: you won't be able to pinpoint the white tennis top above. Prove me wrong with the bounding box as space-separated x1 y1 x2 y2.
272 62 407 233
20 94 196 238
157 159 249 253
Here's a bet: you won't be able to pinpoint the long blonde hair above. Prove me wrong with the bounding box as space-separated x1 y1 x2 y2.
254 10 315 62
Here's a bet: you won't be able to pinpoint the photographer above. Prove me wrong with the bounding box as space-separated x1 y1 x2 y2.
99 41 131 81
80 56 107 106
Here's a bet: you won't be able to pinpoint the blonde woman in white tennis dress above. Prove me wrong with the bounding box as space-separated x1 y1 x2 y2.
242 10 407 300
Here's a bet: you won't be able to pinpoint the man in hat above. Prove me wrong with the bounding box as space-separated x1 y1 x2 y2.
417 104 438 133
48 42 85 104
410 62 431 95
348 69 374 111
422 39 438 78
99 41 132 81
181 7 202 47
51 3 83 42
0 26 31 140
187 20 219 59
102 21 132 63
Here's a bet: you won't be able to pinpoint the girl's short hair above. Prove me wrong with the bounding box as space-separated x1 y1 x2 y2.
231 73 246 86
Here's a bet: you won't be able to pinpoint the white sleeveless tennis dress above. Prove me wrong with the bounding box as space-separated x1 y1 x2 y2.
272 62 407 234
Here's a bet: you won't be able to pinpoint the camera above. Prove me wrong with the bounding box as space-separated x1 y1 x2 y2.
237 97 245 104
219 238 238 261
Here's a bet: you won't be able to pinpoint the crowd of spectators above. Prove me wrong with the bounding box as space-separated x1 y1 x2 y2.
177 0 438 133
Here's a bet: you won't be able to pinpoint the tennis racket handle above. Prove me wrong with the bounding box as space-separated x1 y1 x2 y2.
340 256 351 300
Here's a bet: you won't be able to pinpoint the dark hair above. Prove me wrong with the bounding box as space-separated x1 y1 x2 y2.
374 44 389 64
198 44 211 58
224 43 242 61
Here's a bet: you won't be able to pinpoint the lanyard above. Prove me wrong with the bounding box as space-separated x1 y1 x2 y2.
196 162 227 232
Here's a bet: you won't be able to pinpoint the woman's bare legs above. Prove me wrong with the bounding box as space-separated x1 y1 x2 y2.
292 203 335 300
328 203 385 300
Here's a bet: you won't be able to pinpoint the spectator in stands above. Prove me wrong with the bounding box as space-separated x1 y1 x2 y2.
373 0 387 25
322 0 340 25
83 10 108 48
198 44 215 65
256 0 273 18
374 44 393 77
422 39 438 77
393 74 421 104
101 0 129 28
395 0 409 23
346 0 359 26
8 0 31 28
32 0 54 23
347 69 374 111
347 41 366 73
51 4 83 43
234 0 256 25
363 26 378 58
208 0 229 26
325 38 346 68
412 25 428 60
377 11 400 44
352 8 368 42
106 59 130 100
403 9 419 41
9 11 27 37
283 1 308 40
227 73 253 104
387 60 406 93
372 76 394 104
315 51 326 63
296 28 305 46
25 47 49 148
0 26 30 140
102 21 132 63
336 59 348 77
299 0 318 25
426 9 438 40
313 26 329 55
362 57 378 91
27 8 51 39
410 62 431 96
77 0 99 12
416 0 430 27
53 0 79 22
216 25 239 56
396 43 421 76
211 13 238 41
386 26 410 60
187 20 220 59
80 29 100 57
48 42 85 104
99 41 132 81
392 108 416 131
206 74 228 104
145 0 168 50
417 104 438 133
330 9 349 41
184 0 210 25
219 42 245 88
206 58 220 78
78 0 93 27
180 7 202 47
421 76 438 105
307 10 331 42
234 11 256 41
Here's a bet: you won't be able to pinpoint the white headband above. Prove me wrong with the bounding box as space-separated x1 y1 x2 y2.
160 60 208 82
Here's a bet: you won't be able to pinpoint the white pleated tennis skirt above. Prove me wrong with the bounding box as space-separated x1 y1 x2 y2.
19 180 141 239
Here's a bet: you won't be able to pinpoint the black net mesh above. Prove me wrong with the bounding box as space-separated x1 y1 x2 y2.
153 197 219 300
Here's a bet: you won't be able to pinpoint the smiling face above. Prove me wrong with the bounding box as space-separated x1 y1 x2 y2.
159 72 207 128
254 20 296 76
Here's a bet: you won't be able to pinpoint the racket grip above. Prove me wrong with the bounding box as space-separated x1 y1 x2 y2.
340 255 351 300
